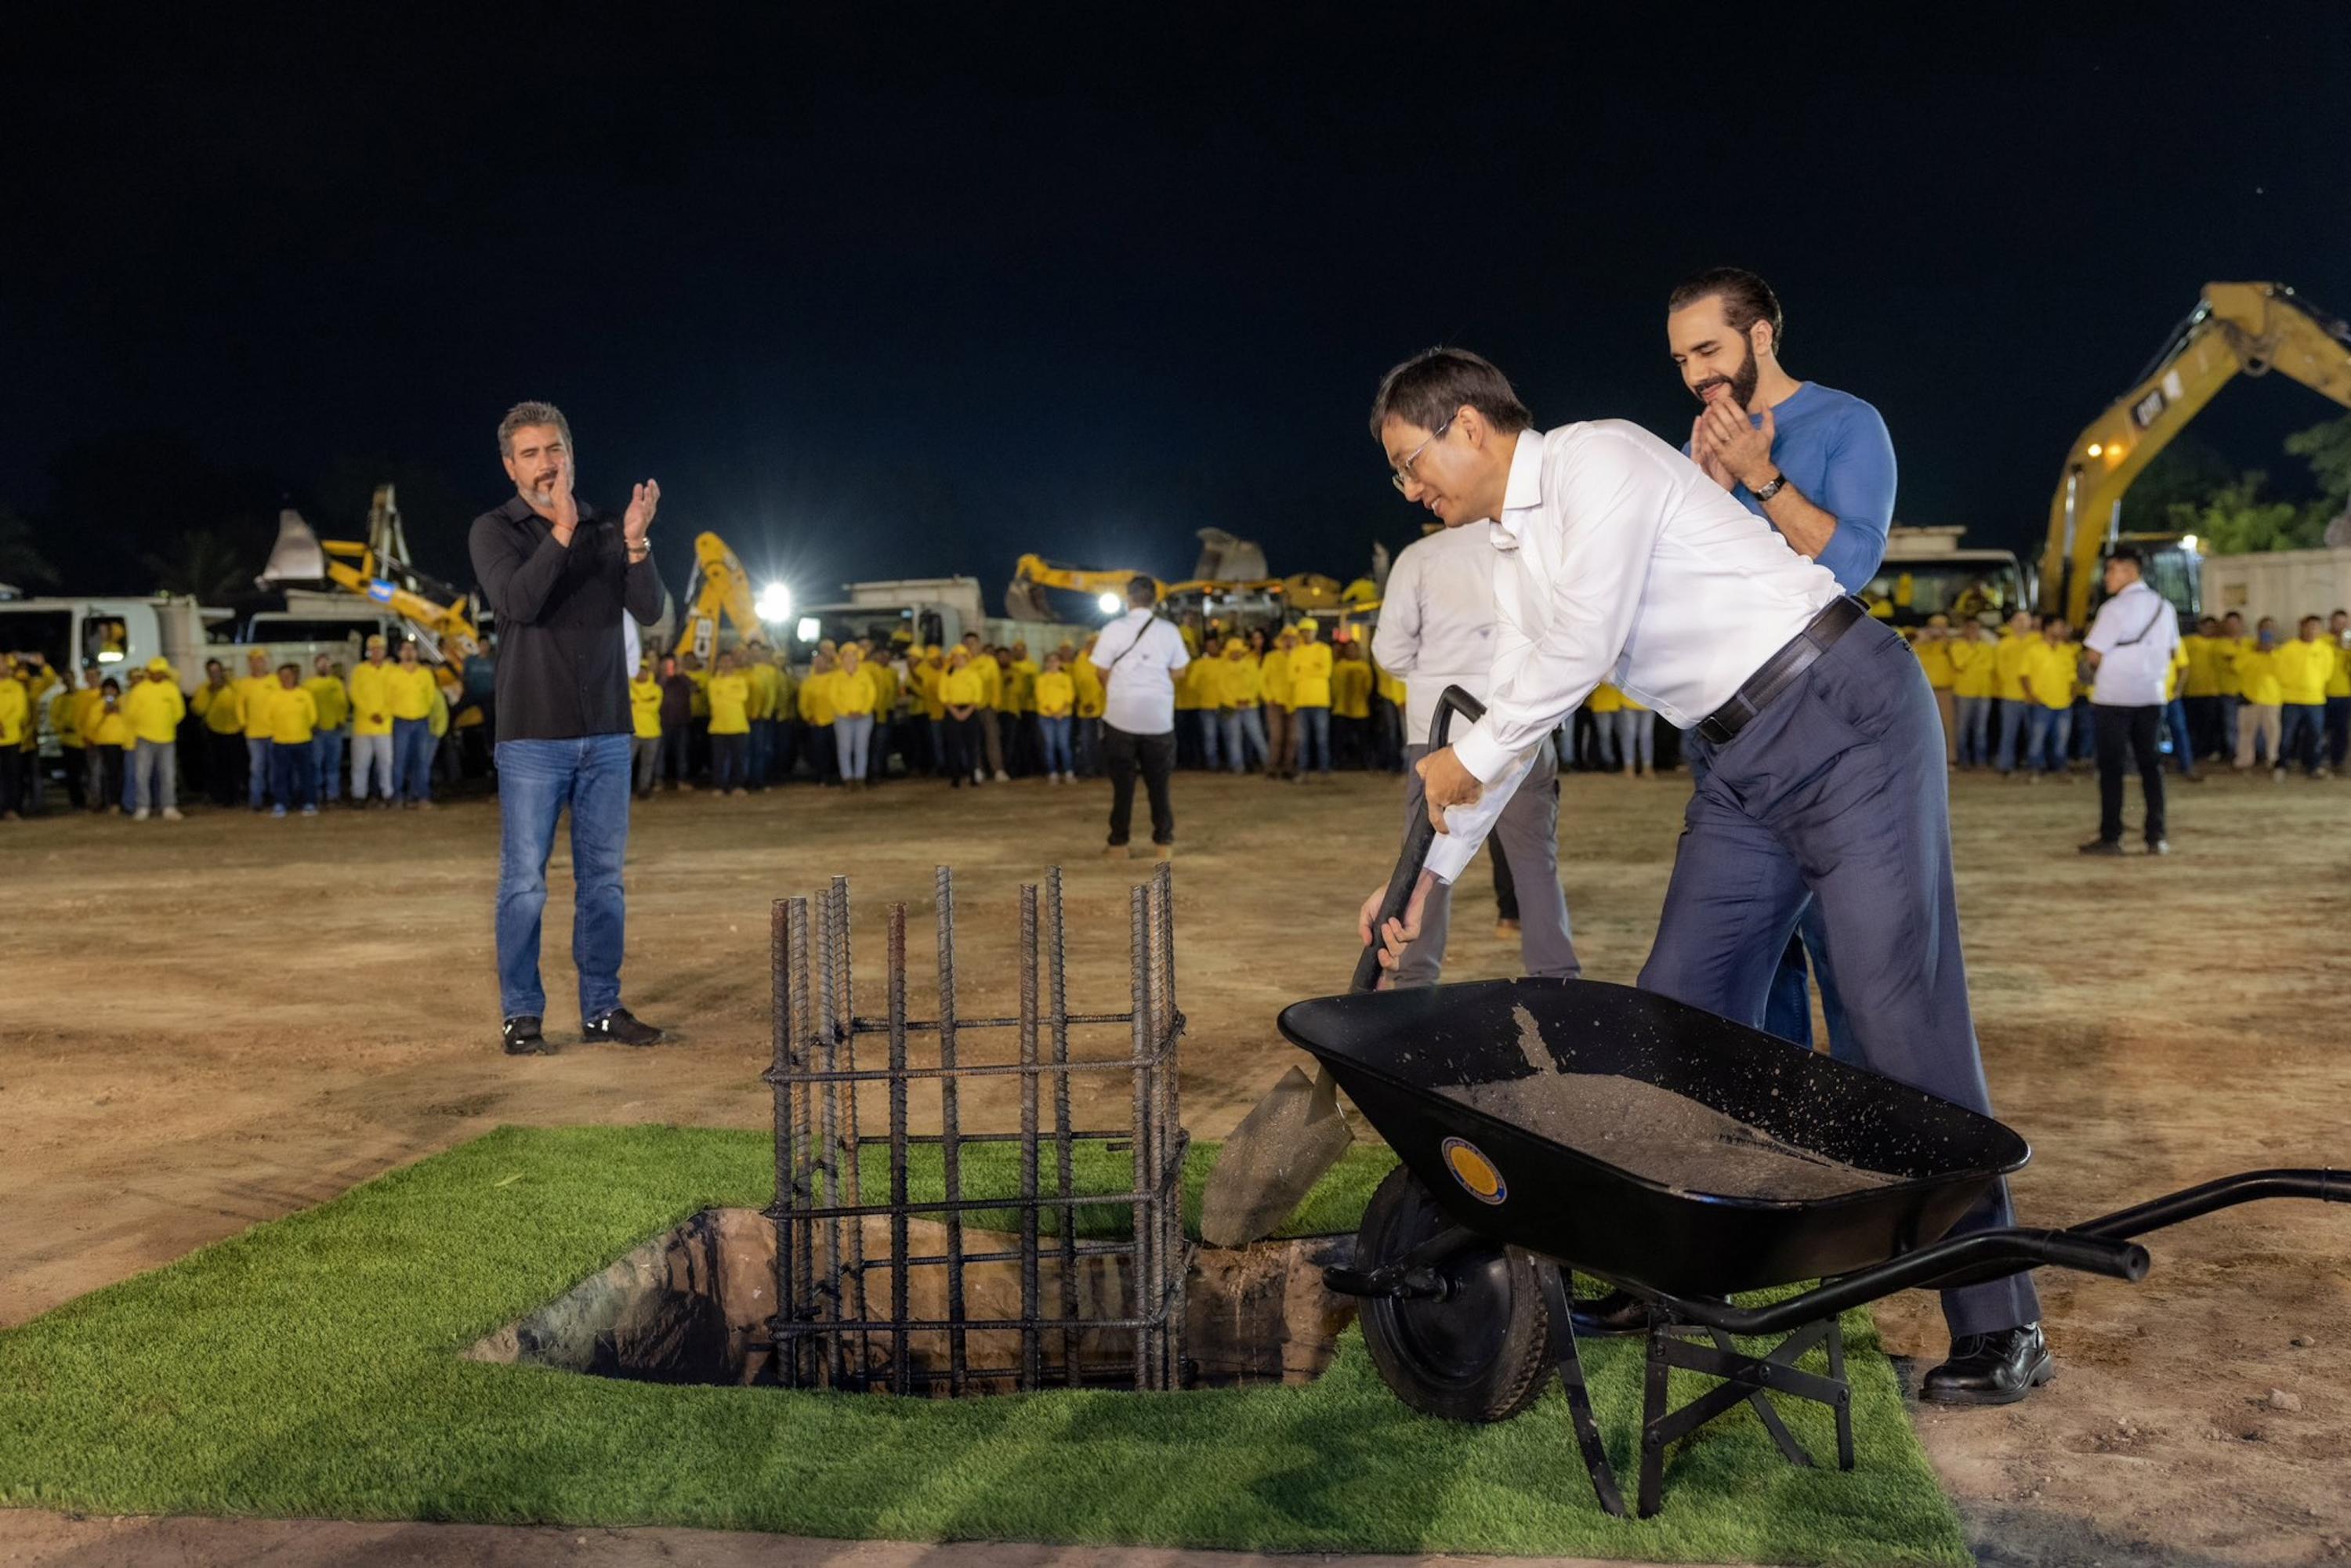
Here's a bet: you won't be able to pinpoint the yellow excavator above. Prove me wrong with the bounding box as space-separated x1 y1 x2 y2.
1006 552 1353 626
672 531 765 661
2044 281 2351 627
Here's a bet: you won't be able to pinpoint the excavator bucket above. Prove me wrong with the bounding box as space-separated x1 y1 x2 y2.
1005 576 1053 622
256 509 328 586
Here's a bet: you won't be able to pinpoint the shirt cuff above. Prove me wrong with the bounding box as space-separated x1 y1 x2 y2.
1425 831 1474 885
1452 717 1515 784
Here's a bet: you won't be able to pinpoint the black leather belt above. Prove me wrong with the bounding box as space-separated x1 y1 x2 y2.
1695 595 1867 747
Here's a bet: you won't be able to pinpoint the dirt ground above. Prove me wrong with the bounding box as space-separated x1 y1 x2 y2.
2 763 2347 1567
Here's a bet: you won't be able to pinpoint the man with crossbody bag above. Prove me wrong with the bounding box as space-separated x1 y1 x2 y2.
2079 546 2181 856
1089 576 1190 860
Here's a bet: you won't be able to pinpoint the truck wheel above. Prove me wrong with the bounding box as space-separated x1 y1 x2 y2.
1353 1164 1552 1424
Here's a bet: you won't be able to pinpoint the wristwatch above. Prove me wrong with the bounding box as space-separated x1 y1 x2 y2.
1751 472 1788 502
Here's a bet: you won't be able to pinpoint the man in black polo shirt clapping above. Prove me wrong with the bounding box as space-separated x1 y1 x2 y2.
469 400 668 1056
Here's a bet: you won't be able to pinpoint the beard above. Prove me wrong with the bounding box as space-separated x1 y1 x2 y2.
1692 337 1761 410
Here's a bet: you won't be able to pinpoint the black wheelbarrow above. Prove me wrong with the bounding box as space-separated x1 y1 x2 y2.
1286 685 2346 1519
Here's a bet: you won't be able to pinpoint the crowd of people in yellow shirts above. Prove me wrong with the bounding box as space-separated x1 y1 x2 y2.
1907 606 2351 780
0 634 458 821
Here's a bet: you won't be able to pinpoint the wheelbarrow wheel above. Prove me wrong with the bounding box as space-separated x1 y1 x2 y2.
1354 1164 1552 1424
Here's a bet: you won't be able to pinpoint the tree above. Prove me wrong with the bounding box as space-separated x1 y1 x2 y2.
0 505 60 588
2121 436 2234 534
2283 413 2351 512
2165 473 2329 556
143 528 255 600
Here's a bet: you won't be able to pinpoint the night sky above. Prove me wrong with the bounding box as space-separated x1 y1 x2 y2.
6 5 2348 613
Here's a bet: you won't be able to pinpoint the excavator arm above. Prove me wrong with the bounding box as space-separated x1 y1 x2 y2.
673 531 762 661
1007 553 1165 621
2045 281 2351 625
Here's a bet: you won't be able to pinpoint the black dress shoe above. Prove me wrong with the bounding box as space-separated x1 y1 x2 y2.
1921 1322 2053 1405
1568 1289 1654 1338
2077 838 2125 856
584 1007 664 1047
502 1016 553 1056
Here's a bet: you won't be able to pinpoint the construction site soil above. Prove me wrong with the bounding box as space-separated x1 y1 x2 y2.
2 766 2347 1567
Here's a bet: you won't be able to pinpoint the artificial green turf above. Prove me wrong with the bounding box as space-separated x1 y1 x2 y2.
0 1126 1965 1565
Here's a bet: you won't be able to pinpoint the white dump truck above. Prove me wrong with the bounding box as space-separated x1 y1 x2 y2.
1860 525 2032 629
2201 545 2351 628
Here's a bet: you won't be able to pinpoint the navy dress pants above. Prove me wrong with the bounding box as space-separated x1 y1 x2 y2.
1638 616 2039 1340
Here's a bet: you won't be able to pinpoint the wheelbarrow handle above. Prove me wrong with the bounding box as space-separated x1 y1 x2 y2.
1351 684 1489 994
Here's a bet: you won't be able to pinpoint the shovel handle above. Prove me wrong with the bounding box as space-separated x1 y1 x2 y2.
1351 685 1488 994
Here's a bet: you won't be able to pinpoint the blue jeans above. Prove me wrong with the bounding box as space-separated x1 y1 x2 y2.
270 741 317 810
311 729 345 801
247 736 271 807
1294 705 1331 773
1955 695 1992 766
2162 697 2196 775
1223 707 1267 773
1994 699 2028 773
494 733 632 1023
2026 704 2071 772
2215 694 2240 762
2280 703 2326 775
1198 710 1223 771
393 718 435 802
1646 616 2035 1338
835 713 873 781
1038 714 1074 773
2327 695 2351 770
748 719 773 788
1613 708 1654 770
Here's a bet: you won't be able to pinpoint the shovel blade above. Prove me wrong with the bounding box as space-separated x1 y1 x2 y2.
1199 1065 1354 1248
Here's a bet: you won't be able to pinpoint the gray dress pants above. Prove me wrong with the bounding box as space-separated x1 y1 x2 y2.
1398 741 1578 987
1637 615 2038 1339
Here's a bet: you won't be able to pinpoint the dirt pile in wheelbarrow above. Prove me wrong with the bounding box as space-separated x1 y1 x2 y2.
1441 1005 1902 1200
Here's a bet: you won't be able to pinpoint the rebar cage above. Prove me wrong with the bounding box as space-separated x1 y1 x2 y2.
765 863 1186 1395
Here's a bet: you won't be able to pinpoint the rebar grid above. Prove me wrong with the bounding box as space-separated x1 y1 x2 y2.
765 864 1186 1394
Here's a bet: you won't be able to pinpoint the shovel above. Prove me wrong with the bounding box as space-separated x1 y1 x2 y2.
1198 686 1484 1248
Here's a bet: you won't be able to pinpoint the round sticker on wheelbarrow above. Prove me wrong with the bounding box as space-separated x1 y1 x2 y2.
1440 1137 1508 1204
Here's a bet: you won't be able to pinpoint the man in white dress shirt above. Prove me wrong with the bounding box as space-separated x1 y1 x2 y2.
2078 545 2179 856
1372 520 1578 984
1090 575 1190 860
1357 347 2049 1405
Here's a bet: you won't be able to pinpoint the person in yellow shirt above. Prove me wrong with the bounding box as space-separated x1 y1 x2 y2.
232 648 279 810
1258 626 1292 780
0 661 27 820
914 646 947 775
1034 650 1078 782
1070 637 1105 777
1912 614 1958 765
1585 679 1623 771
2209 610 2247 764
2233 620 2284 772
866 642 903 783
1172 640 1208 769
829 643 882 789
83 677 132 813
799 650 840 786
1286 618 1334 779
705 648 753 795
2326 608 2351 773
2275 614 2334 778
1215 637 1266 773
122 657 188 820
2181 616 2224 766
628 657 664 800
1331 637 1375 770
939 646 988 787
188 658 246 809
345 636 397 808
2018 618 2079 779
260 662 321 816
299 653 351 807
385 640 441 808
1991 610 2038 775
1946 620 1996 769
741 638 781 792
957 633 1007 780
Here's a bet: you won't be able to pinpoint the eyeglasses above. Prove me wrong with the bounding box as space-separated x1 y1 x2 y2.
1389 416 1454 494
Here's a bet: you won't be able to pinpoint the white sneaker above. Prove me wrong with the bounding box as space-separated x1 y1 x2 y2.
994 770 1010 782
133 807 150 821
973 769 985 784
301 804 319 816
161 807 183 821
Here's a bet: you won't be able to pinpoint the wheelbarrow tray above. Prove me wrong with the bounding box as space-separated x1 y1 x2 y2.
1277 976 2028 1300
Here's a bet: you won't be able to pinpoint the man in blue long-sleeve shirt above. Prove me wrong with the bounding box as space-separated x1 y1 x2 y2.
1668 270 1896 1066
468 400 668 1058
